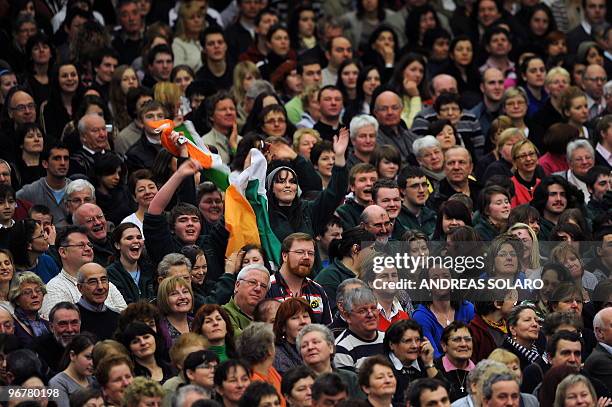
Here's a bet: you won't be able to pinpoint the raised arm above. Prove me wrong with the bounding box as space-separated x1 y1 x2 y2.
148 158 203 215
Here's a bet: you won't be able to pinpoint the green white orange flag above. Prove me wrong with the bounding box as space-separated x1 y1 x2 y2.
226 148 281 266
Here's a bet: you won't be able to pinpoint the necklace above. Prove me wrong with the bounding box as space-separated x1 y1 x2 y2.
455 370 468 393
431 306 453 326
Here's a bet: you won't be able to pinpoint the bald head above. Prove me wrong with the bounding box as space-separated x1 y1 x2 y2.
374 91 402 127
593 307 612 346
432 74 458 99
74 203 108 242
360 205 392 244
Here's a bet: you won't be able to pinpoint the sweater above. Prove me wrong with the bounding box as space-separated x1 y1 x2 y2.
411 302 476 358
16 178 71 227
335 198 366 231
77 302 120 340
314 258 358 312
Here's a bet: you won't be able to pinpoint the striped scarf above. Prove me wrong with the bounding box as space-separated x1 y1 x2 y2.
504 336 541 364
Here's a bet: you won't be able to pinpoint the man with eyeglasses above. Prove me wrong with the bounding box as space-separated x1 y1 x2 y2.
267 233 333 324
73 203 114 266
434 322 475 401
0 87 36 163
17 141 72 227
63 179 96 226
222 263 270 334
582 64 608 120
373 89 417 163
40 226 127 318
395 167 437 238
334 287 384 372
75 262 119 340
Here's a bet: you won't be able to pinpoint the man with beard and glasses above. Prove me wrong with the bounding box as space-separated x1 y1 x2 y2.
76 263 119 340
31 301 81 375
267 233 333 324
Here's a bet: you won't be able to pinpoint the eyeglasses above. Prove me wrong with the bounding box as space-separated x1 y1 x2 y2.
448 336 472 344
82 277 109 287
84 214 105 224
264 118 286 125
289 250 316 257
239 278 268 290
62 242 94 250
21 288 44 297
10 103 36 112
497 251 517 258
375 105 401 113
585 76 607 83
515 151 537 161
352 306 378 317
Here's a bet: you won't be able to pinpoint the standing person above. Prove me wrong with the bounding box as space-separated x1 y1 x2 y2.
49 333 96 407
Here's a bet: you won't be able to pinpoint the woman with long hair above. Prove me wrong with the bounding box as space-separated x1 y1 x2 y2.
8 219 57 283
171 65 195 116
230 61 261 129
0 249 15 303
92 152 134 225
108 65 139 131
13 123 45 186
272 298 312 375
389 53 427 127
405 4 440 53
49 333 96 407
560 86 591 140
519 56 548 118
431 201 473 241
119 321 173 384
25 33 54 106
444 36 481 106
336 59 361 124
40 61 79 143
361 25 400 83
288 5 317 54
192 304 237 362
344 66 381 123
172 1 205 72
483 128 525 180
411 265 475 358
107 223 154 305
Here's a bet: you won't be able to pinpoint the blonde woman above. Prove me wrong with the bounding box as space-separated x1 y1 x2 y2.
507 223 542 281
509 139 543 206
231 61 261 128
483 128 526 180
153 81 201 144
172 1 204 72
292 128 321 160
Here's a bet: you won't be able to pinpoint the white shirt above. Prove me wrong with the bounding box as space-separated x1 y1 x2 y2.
40 269 127 319
121 213 144 237
596 143 612 167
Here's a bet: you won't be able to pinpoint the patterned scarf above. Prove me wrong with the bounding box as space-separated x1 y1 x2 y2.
14 307 49 338
504 336 540 364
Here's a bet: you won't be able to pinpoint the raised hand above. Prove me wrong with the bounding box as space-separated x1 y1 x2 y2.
403 78 419 97
177 158 203 178
229 122 239 151
333 127 350 156
419 338 435 365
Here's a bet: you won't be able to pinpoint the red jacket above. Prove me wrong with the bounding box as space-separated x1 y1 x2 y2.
378 310 409 332
468 314 502 363
510 176 541 208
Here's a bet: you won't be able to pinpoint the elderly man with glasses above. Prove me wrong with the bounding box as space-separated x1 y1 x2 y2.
73 203 114 266
75 262 119 340
222 263 270 335
40 225 126 318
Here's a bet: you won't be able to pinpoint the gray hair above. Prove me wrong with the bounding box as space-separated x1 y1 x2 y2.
604 80 612 96
467 360 507 393
343 286 377 313
296 323 335 352
64 179 96 203
593 307 611 330
349 115 379 140
76 264 107 284
77 112 104 135
482 373 518 400
566 139 594 163
337 278 367 306
8 271 46 304
172 385 209 407
157 253 192 279
246 80 275 99
553 375 596 407
236 264 271 290
412 136 442 157
237 321 275 364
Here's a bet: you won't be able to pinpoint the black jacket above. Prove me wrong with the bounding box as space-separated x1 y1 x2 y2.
125 135 163 172
107 259 156 305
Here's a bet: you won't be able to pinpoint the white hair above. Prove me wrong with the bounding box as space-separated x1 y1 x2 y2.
236 264 270 289
77 112 104 135
412 136 442 157
566 139 594 163
593 307 612 330
349 114 379 140
604 80 612 96
64 179 95 203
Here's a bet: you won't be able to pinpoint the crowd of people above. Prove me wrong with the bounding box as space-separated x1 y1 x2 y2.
0 0 610 407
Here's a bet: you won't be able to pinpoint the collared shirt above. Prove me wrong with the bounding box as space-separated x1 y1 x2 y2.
267 271 333 325
442 355 476 372
377 298 403 322
581 20 592 35
82 145 105 155
40 269 127 318
600 342 612 355
596 143 612 167
586 93 605 119
77 297 107 312
389 351 421 372
0 219 15 229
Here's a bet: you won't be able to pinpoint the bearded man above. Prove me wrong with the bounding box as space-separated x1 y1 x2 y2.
266 233 333 324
